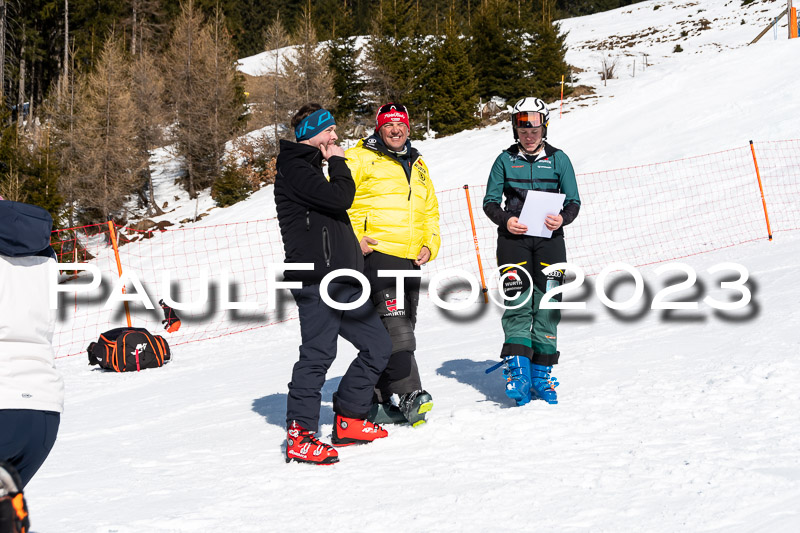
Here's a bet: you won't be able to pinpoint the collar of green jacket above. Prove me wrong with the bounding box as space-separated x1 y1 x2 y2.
506 141 560 162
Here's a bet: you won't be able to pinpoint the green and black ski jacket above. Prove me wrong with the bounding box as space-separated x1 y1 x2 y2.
483 142 581 236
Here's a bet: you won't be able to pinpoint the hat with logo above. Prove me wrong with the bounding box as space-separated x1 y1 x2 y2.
295 108 336 142
375 103 409 132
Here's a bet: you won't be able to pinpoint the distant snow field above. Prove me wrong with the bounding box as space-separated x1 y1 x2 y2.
34 1 800 531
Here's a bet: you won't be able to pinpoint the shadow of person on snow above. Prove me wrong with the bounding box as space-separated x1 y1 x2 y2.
436 359 516 408
251 376 342 430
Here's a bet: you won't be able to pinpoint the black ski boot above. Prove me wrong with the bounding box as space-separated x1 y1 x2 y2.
367 402 408 425
398 390 433 428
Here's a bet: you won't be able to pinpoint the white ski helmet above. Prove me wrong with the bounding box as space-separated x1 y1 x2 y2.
511 97 550 141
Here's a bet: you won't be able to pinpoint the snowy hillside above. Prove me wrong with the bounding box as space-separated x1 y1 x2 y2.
147 0 800 228
31 1 800 532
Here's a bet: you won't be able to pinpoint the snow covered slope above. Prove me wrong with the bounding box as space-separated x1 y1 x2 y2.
31 1 800 531
157 0 799 228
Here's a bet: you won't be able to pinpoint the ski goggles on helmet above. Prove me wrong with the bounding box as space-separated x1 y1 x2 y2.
513 112 545 128
378 103 408 115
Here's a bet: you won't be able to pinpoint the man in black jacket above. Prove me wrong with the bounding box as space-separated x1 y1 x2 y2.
275 104 392 465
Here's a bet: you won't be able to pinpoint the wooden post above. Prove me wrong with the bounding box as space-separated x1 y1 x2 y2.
107 220 133 326
748 141 773 241
749 8 788 45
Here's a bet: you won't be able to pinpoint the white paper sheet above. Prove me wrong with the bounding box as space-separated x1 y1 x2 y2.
518 190 566 238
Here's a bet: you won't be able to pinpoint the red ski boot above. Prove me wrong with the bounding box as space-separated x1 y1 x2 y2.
285 421 339 465
331 415 388 447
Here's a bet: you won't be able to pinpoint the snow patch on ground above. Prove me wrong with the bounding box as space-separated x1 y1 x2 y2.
34 2 800 531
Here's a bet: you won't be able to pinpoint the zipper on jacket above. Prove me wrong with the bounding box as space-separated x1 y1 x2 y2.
305 209 310 230
406 156 422 257
530 159 535 191
322 227 331 267
408 157 418 201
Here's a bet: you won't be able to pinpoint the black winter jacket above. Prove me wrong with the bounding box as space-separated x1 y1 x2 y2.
275 140 363 284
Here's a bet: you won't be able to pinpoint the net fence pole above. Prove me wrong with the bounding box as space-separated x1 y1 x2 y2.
749 140 774 241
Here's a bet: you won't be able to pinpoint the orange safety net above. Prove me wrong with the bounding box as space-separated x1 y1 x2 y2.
51 140 800 358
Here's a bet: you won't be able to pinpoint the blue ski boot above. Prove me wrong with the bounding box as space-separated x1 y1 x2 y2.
530 364 559 404
503 356 532 406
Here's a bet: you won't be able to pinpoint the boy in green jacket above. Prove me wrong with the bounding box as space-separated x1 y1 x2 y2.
483 97 581 406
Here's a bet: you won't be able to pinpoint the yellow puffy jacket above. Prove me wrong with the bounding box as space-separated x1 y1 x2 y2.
345 137 441 261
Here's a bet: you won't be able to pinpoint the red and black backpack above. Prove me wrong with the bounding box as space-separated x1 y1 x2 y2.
87 327 171 372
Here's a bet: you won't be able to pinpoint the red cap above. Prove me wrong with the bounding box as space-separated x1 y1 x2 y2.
375 103 409 132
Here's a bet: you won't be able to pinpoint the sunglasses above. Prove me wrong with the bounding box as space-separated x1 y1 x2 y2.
378 103 408 115
513 112 545 128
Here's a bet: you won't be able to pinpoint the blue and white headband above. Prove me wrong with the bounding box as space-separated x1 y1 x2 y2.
295 109 336 141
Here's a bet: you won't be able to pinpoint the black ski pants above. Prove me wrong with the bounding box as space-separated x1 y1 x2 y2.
496 232 566 366
363 251 423 402
286 282 392 432
0 409 60 488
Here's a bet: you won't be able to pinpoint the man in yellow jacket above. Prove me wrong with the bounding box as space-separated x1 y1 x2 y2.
345 103 441 427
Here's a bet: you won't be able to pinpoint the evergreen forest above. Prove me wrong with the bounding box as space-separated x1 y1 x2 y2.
1 0 644 225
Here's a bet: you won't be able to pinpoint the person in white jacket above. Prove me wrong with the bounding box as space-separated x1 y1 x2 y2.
0 199 64 488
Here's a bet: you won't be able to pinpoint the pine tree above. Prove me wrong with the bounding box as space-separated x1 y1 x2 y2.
0 121 61 218
72 35 140 223
422 26 479 136
282 3 334 110
469 0 527 101
164 0 207 198
527 20 569 101
469 0 569 103
328 34 361 122
0 121 25 201
44 43 81 228
253 13 291 148
210 157 251 207
23 127 63 222
164 0 242 198
1 1 6 110
327 1 362 122
123 0 168 56
204 4 244 182
313 0 346 42
129 47 164 216
364 0 425 108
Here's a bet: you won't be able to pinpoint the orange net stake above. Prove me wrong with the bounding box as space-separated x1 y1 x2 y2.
107 220 133 326
560 75 564 118
463 185 489 303
749 141 773 241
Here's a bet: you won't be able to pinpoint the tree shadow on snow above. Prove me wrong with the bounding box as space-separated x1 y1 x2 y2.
251 376 342 430
436 359 516 408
